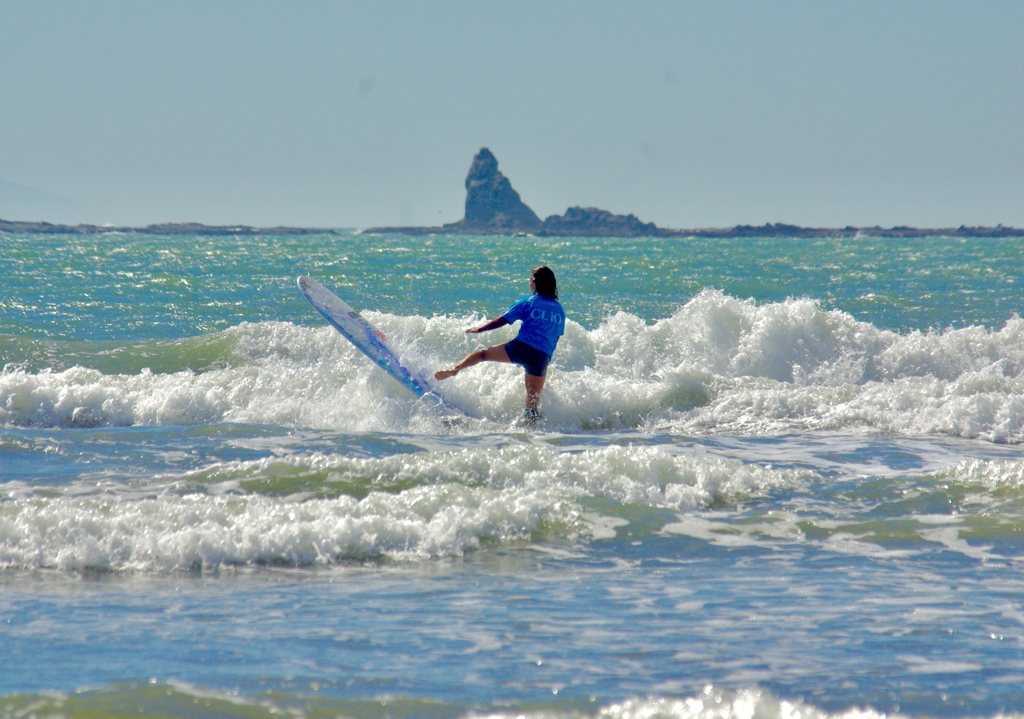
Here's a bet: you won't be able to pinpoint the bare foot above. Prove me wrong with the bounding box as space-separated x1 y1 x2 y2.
434 368 458 380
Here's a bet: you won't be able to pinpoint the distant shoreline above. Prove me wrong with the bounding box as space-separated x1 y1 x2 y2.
363 221 1024 239
361 148 1024 239
2 217 1022 239
0 219 333 236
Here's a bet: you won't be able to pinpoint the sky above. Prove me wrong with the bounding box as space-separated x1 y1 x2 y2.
1 1 1021 229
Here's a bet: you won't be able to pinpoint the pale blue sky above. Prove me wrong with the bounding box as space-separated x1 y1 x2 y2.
1 1 1021 229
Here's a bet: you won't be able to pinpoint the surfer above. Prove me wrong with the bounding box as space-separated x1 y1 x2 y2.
434 266 565 421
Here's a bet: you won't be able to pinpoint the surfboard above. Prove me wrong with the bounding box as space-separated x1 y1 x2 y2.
297 276 433 398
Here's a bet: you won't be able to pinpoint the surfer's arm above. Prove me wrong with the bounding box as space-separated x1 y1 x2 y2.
466 316 510 334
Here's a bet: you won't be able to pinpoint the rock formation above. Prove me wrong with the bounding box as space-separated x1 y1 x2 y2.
540 207 666 237
449 148 542 232
360 148 1024 238
3 150 1021 238
365 147 671 236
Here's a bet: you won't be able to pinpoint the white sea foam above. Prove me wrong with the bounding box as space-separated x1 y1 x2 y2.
661 449 1024 564
0 445 804 571
937 456 1024 489
478 687 899 719
2 683 969 719
4 290 1024 441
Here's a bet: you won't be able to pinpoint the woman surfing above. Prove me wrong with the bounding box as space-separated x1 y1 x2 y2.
435 266 565 422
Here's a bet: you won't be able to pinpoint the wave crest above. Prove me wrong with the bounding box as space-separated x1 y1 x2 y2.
0 445 802 571
4 290 1024 441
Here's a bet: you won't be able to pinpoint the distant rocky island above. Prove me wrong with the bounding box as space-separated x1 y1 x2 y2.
3 149 1021 238
366 147 1024 239
365 148 673 238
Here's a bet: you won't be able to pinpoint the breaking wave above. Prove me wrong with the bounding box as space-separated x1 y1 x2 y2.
3 289 1023 441
0 444 803 571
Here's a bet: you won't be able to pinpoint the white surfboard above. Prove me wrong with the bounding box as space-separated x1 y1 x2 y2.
298 276 435 398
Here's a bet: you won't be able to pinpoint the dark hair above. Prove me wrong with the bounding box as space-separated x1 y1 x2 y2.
532 266 558 299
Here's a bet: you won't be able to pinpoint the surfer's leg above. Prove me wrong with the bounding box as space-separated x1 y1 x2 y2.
435 343 511 380
524 373 546 418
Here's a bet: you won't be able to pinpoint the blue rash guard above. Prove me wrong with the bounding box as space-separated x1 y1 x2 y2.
502 294 565 357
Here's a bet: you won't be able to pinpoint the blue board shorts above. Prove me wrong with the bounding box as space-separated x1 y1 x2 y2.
505 339 553 377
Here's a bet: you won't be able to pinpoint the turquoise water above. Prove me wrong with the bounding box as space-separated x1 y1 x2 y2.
2 230 1024 718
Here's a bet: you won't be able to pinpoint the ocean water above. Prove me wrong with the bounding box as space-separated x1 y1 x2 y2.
2 229 1024 719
